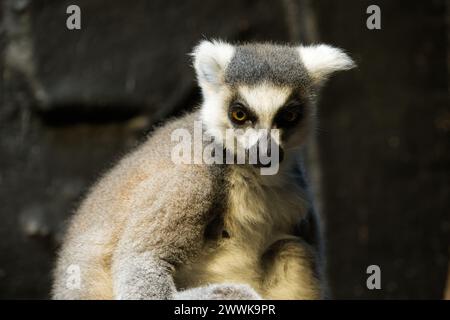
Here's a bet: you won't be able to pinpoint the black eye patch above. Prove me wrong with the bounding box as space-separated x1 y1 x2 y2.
273 101 305 129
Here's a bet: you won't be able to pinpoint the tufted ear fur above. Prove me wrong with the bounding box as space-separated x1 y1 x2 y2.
192 40 235 93
297 44 355 86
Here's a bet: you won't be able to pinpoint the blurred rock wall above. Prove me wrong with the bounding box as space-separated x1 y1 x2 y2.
0 0 448 299
312 0 449 298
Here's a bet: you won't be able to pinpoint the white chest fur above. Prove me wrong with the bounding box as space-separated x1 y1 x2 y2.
225 166 307 241
174 164 308 296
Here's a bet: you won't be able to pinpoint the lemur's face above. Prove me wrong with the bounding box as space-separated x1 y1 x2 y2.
193 41 354 165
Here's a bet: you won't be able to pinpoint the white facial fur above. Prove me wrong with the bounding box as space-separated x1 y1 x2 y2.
238 83 291 128
198 83 293 155
235 83 290 149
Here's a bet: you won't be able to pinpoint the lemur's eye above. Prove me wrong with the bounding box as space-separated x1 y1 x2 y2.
274 103 304 128
283 110 298 122
232 109 247 121
229 104 249 125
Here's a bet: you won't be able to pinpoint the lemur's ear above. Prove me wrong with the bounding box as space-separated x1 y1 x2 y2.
297 44 355 86
192 40 235 91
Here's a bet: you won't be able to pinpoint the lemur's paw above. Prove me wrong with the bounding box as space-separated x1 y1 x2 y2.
174 283 262 300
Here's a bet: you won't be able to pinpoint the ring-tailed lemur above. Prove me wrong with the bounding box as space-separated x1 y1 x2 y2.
52 40 355 300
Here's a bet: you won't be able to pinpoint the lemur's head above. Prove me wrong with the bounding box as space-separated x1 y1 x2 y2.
192 40 354 166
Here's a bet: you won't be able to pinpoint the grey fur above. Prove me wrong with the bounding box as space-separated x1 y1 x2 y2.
174 283 262 300
52 112 233 299
225 44 310 87
52 41 354 300
51 110 322 300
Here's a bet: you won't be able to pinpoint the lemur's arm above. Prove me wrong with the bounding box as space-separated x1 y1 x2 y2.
111 167 213 299
113 250 176 299
111 167 260 300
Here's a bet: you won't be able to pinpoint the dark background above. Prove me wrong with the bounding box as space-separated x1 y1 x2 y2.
0 0 448 299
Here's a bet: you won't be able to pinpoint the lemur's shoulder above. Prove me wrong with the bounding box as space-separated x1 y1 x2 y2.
106 109 226 213
135 109 225 186
72 110 223 225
